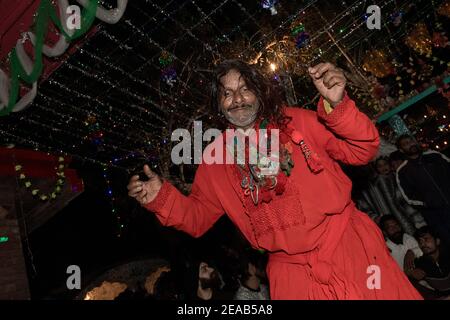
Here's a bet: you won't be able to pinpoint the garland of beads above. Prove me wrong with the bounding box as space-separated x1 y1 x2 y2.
14 156 66 201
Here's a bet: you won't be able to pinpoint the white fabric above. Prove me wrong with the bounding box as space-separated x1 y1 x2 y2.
386 233 423 270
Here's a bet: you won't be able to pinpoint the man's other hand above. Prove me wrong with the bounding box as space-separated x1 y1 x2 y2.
127 164 163 205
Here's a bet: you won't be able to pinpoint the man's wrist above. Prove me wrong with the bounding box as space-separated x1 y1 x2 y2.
326 95 345 108
323 99 334 114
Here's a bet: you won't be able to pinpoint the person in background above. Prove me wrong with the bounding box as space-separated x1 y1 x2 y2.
379 215 422 272
234 250 270 300
407 226 450 298
395 134 450 246
359 156 425 234
184 257 232 300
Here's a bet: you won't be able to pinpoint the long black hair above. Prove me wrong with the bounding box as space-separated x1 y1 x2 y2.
210 60 288 128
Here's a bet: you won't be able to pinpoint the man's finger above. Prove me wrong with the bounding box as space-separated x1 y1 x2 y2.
128 188 141 197
308 63 324 75
323 76 345 89
322 70 341 84
127 180 143 190
128 183 144 194
136 190 148 203
144 164 156 179
129 185 143 195
311 63 334 79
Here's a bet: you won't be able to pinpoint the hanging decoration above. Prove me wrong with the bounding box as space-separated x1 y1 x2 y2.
0 0 129 116
432 32 449 48
390 10 404 27
290 19 305 37
405 22 432 56
261 0 278 15
289 17 310 49
294 32 310 49
14 156 66 201
437 0 450 18
159 51 177 86
362 50 395 78
84 114 104 147
0 236 9 243
388 114 412 137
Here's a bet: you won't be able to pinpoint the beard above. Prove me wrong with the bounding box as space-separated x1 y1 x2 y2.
199 270 222 290
405 144 421 156
222 102 259 128
421 246 436 255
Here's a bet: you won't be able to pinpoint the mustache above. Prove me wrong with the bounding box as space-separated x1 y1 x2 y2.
228 104 254 111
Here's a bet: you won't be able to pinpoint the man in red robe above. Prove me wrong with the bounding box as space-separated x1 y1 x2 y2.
128 60 421 299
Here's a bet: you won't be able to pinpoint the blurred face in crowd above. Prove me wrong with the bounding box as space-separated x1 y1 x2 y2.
418 233 440 256
383 219 403 244
219 69 260 129
198 262 221 290
398 137 421 158
375 159 391 176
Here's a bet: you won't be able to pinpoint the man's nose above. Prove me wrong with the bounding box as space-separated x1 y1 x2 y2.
233 91 244 105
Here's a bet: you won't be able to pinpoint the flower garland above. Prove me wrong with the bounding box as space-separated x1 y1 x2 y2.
14 156 66 201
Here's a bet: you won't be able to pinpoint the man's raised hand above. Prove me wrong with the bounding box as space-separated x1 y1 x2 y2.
308 62 346 107
127 164 163 205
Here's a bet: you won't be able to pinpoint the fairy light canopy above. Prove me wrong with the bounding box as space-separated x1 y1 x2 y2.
0 0 448 173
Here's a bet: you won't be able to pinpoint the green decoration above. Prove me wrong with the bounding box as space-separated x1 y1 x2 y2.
15 156 67 201
291 23 305 36
0 0 99 116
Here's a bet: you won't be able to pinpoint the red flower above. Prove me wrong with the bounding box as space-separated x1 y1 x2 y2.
291 130 303 144
284 142 293 154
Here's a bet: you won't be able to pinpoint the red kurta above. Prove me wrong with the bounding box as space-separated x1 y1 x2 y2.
145 94 422 300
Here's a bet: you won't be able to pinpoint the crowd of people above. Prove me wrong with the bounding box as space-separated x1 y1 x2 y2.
113 245 270 301
357 134 450 299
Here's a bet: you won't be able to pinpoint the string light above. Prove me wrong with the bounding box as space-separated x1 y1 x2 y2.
0 236 9 243
103 165 122 237
1 0 448 186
